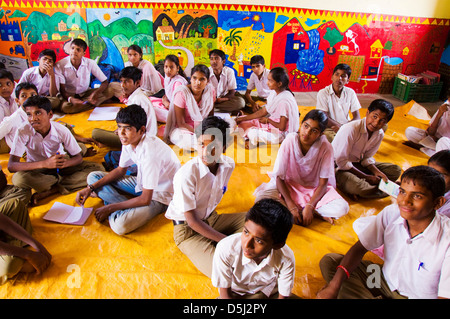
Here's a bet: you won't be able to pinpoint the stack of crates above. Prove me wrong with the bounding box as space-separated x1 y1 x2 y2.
392 77 443 103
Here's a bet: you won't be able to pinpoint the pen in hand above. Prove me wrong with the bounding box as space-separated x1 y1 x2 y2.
56 152 60 174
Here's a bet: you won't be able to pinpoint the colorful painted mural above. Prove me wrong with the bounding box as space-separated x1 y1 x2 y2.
0 1 449 95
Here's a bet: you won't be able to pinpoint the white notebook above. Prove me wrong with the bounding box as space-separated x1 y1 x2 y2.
44 202 93 226
378 179 400 198
88 106 121 121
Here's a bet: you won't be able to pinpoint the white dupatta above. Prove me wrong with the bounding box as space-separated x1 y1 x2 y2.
164 74 188 102
266 90 300 133
163 83 215 143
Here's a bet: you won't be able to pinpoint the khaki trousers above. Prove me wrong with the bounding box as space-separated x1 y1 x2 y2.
335 161 401 199
173 211 246 278
319 253 407 299
0 198 31 285
60 85 116 114
91 128 122 149
12 161 104 194
214 93 246 113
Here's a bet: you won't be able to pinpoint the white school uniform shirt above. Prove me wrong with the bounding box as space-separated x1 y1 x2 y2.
430 100 450 139
0 107 27 148
247 68 271 99
57 56 107 95
119 134 181 205
358 204 450 299
0 95 18 123
10 121 80 162
124 88 157 136
125 60 164 94
316 84 361 125
208 66 237 98
332 117 384 171
212 233 295 297
165 154 234 221
18 66 64 96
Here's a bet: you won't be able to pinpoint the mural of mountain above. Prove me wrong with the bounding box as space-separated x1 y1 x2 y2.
87 17 153 40
21 11 87 44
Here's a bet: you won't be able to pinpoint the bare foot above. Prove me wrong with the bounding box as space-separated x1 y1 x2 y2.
30 188 59 206
313 211 335 225
84 147 97 157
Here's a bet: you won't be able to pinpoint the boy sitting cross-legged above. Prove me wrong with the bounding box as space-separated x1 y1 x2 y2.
77 104 180 236
8 96 104 206
317 165 450 299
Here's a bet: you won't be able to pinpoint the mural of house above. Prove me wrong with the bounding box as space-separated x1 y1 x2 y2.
370 39 384 58
58 20 67 32
0 21 22 41
156 26 175 41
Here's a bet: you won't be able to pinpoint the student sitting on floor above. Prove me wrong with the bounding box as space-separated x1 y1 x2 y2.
124 44 164 97
332 99 401 199
211 198 295 299
0 69 18 154
317 165 450 299
0 200 51 285
235 67 300 149
316 63 361 142
18 49 63 111
254 109 349 226
244 55 271 113
163 64 215 152
77 104 180 236
428 150 450 217
165 116 246 278
208 49 245 113
149 54 189 123
0 166 46 284
7 96 104 206
92 66 158 149
0 82 98 158
404 88 450 156
57 38 115 114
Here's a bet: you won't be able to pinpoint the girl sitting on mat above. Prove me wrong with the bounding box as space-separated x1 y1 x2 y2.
254 109 349 226
235 67 299 149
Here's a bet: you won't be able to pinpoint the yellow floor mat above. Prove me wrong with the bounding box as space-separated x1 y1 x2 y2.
0 100 430 298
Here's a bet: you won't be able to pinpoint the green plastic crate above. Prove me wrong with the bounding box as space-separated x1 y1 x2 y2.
392 77 443 102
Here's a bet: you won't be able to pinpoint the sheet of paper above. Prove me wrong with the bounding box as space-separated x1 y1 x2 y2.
44 202 93 225
88 106 121 121
378 179 400 198
43 202 71 223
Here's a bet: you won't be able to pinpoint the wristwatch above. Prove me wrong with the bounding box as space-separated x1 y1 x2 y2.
88 184 96 192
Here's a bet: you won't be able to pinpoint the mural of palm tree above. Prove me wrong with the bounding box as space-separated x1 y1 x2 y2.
224 28 242 61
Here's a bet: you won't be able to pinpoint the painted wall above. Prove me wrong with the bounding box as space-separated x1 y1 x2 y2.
0 1 449 94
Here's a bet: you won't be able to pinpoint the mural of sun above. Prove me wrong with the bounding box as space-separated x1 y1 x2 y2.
103 13 111 21
252 14 261 22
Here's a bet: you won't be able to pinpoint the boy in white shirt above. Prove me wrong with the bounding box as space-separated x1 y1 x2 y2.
0 69 18 153
209 49 245 113
316 63 361 142
8 96 104 206
91 66 158 149
76 104 180 236
244 55 271 113
405 88 450 156
1 82 98 158
57 39 115 114
165 116 246 278
332 99 401 199
212 198 296 299
18 49 63 111
317 165 450 299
